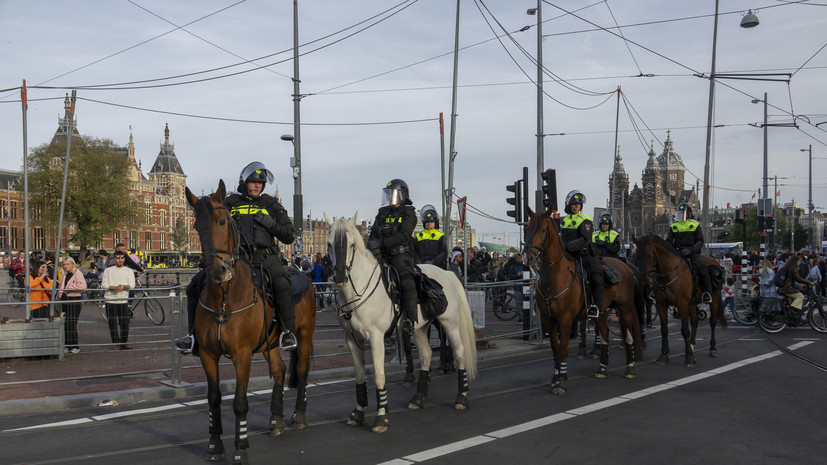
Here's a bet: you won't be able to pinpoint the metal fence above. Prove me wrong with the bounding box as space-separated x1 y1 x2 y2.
0 273 545 394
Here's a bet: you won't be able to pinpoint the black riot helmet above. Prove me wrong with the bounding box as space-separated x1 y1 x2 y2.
675 202 694 222
598 210 613 228
381 179 412 206
420 204 439 229
238 162 274 195
564 190 586 215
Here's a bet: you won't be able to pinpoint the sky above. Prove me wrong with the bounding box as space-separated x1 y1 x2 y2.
1 0 826 248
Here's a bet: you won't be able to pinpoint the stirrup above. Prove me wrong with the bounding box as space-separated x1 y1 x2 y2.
587 305 600 319
279 330 297 351
175 335 194 354
702 292 712 304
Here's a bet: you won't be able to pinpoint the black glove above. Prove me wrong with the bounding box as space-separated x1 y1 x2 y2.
595 239 606 246
367 239 380 252
255 212 277 230
681 249 691 257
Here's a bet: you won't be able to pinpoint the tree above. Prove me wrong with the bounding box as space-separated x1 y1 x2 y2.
26 137 131 255
171 216 188 264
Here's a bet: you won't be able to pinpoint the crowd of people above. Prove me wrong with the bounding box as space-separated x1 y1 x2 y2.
6 243 144 354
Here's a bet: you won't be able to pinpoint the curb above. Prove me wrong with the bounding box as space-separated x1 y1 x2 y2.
0 341 543 415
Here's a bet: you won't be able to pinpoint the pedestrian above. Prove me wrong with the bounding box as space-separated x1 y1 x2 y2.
96 249 108 274
722 277 734 317
807 258 822 296
9 250 27 288
449 251 463 281
57 257 87 354
758 259 777 298
29 260 52 319
101 250 136 350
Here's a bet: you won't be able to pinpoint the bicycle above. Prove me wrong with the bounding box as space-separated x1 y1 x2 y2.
730 294 759 326
97 274 165 325
490 287 519 321
757 286 826 334
7 277 24 308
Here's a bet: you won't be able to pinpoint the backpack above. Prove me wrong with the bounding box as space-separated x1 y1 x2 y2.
773 267 787 288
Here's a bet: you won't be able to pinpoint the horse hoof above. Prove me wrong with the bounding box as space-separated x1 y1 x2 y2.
624 369 636 379
656 354 669 365
455 394 469 409
408 393 425 409
551 386 567 396
347 409 365 426
206 453 224 462
206 438 225 461
291 411 308 429
403 372 416 386
232 450 249 465
269 415 286 437
594 369 608 379
371 415 389 433
577 350 586 360
685 361 696 368
709 349 718 358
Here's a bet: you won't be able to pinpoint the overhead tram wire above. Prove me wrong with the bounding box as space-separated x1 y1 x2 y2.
126 0 290 79
603 0 643 76
0 0 249 101
23 0 418 92
475 0 612 98
452 192 513 224
473 0 615 111
313 0 607 96
76 96 438 126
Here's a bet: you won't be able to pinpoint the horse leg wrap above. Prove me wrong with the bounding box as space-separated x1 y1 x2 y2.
234 418 248 450
409 370 430 409
559 362 568 380
270 384 284 417
209 408 223 436
291 381 309 429
600 344 609 367
376 387 389 412
457 369 469 394
356 382 368 408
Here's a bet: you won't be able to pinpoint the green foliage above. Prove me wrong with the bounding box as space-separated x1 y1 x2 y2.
171 216 188 255
26 136 131 254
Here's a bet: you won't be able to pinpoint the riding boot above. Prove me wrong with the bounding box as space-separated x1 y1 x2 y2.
176 270 205 355
401 296 418 337
700 267 713 304
273 277 297 351
588 285 603 319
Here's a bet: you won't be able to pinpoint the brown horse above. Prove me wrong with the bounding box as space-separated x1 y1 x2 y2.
524 204 643 395
633 233 724 367
185 180 316 465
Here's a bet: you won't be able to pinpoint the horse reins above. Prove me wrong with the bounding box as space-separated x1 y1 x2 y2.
530 218 576 307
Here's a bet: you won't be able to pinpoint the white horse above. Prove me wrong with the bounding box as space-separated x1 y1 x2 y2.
325 215 478 433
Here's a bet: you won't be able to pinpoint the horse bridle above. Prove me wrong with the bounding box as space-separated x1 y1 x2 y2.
333 228 382 314
528 217 575 305
642 239 686 291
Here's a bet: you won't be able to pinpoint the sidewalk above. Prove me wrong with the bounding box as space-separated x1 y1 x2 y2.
0 335 540 416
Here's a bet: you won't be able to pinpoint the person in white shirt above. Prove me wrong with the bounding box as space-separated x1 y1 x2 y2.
102 250 136 350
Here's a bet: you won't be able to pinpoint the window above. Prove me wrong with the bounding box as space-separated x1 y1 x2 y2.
160 232 167 250
0 226 6 248
145 231 152 251
34 227 45 249
11 227 19 249
159 210 167 227
10 201 18 219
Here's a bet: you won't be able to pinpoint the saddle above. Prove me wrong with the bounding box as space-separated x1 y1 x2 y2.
249 263 310 306
681 255 724 296
379 263 448 322
573 259 621 289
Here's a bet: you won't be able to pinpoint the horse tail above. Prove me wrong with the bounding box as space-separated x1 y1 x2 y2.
451 279 478 381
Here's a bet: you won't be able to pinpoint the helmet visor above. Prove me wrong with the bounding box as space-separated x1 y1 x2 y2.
240 162 274 184
381 187 404 207
675 210 689 222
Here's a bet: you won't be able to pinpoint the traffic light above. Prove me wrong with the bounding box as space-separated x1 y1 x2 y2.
765 216 774 230
506 180 523 223
540 168 557 210
757 216 765 230
735 208 744 222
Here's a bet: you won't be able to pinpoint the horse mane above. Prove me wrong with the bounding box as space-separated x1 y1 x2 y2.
649 233 680 257
331 217 377 267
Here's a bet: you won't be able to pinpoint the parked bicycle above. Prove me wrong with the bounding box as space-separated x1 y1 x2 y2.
489 286 519 321
94 273 165 325
757 286 827 334
6 278 24 307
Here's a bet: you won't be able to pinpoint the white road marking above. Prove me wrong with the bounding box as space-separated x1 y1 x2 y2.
377 341 814 464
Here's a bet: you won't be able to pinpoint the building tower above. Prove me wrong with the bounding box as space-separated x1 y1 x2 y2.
607 145 629 230
147 124 188 250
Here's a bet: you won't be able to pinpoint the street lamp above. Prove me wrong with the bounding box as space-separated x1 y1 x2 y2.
702 2 759 250
280 134 302 258
801 145 813 249
527 3 544 212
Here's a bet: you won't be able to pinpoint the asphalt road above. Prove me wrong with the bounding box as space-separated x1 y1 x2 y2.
2 323 825 465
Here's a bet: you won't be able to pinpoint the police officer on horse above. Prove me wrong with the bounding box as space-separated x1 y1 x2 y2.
416 205 448 269
593 210 621 259
561 190 603 319
667 202 712 304
176 162 298 353
367 179 418 336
